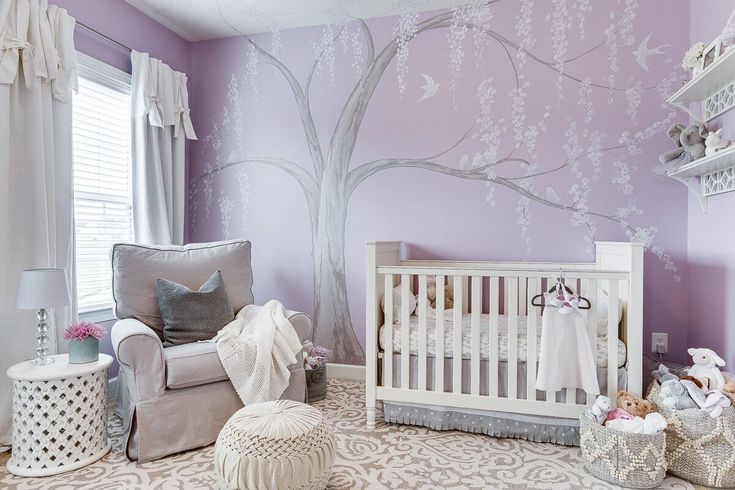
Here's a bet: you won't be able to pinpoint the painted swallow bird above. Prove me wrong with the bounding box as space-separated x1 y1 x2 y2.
418 74 439 102
633 33 668 71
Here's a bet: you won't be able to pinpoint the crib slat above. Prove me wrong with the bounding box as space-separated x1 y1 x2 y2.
545 276 556 403
453 276 463 394
471 276 482 396
518 277 528 316
526 276 539 401
418 275 428 391
584 279 598 405
401 275 411 390
384 274 393 389
488 276 499 398
461 276 470 313
607 280 619 400
508 277 519 400
435 275 445 393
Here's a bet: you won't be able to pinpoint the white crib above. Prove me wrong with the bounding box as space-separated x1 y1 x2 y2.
365 241 643 430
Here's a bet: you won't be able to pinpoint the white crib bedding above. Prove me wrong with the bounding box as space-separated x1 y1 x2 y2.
378 313 627 369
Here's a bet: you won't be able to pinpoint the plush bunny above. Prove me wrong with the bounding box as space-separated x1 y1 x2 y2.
688 347 726 390
705 128 732 157
590 395 612 424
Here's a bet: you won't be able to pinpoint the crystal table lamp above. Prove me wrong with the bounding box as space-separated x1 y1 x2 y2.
16 268 71 366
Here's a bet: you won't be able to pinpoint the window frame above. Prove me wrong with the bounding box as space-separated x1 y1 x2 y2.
73 52 133 322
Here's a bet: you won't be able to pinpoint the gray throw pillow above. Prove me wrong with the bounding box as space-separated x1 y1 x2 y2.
157 270 234 347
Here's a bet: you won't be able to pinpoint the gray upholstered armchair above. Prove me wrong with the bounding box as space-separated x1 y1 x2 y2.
110 240 311 462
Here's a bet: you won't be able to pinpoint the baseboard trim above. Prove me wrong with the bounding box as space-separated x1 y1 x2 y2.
327 363 365 381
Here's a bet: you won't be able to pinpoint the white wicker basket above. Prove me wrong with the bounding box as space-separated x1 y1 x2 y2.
579 412 667 488
648 382 735 488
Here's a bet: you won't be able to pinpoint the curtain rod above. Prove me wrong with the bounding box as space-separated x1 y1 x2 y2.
76 21 132 53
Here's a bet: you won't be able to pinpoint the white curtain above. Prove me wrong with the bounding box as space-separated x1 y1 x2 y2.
0 0 78 451
131 50 196 246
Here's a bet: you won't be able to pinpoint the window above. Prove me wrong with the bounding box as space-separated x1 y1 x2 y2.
73 53 133 315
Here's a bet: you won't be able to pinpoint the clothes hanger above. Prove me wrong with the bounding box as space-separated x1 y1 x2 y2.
530 270 591 309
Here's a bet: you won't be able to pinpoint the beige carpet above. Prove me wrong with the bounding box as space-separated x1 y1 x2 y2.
0 379 695 489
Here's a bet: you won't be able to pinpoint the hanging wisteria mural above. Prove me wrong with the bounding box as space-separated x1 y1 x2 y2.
190 0 685 364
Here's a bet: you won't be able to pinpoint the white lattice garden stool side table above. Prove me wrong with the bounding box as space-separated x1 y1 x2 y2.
6 353 113 477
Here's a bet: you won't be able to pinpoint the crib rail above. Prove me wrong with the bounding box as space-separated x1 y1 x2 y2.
365 241 644 429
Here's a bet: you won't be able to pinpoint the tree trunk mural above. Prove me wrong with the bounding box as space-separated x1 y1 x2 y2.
192 2 680 364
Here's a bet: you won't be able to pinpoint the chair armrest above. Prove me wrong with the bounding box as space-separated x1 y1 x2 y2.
111 318 166 401
285 309 312 342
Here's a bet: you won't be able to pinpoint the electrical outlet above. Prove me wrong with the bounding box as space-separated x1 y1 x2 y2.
651 333 668 354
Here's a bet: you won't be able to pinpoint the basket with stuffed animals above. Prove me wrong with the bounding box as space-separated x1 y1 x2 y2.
579 391 667 488
647 348 735 488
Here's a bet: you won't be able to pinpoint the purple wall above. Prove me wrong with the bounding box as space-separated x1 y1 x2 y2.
687 1 735 368
53 0 191 375
54 0 190 74
187 2 692 364
54 1 735 369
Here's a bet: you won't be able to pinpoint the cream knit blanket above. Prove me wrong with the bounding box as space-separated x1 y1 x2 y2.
211 300 302 405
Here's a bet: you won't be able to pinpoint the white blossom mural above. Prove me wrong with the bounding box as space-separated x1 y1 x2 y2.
191 0 685 364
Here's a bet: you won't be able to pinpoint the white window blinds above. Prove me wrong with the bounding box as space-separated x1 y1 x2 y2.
73 53 133 314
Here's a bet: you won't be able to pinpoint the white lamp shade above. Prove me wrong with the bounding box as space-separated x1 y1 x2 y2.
16 268 71 309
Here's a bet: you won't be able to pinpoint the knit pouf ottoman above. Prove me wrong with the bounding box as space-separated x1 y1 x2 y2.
214 400 335 490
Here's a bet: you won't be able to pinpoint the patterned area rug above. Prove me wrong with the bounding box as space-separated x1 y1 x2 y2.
0 379 694 489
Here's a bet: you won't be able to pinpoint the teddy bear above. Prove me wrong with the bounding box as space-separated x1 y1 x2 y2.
589 395 612 424
688 347 726 390
721 372 735 405
616 390 654 418
426 276 454 310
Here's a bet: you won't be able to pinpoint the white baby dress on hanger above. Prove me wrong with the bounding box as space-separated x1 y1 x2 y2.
535 289 600 395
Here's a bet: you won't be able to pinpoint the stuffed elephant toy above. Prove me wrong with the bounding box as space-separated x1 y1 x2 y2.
658 121 708 167
660 378 698 410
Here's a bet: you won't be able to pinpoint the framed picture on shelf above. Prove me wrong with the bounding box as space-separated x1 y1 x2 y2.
701 38 721 70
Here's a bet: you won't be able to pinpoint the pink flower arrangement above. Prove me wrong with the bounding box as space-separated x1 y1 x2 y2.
63 321 105 341
302 341 332 368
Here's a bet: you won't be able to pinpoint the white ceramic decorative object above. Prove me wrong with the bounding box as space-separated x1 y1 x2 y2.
5 354 113 477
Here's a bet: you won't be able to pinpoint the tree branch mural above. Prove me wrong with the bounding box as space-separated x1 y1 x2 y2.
191 0 682 364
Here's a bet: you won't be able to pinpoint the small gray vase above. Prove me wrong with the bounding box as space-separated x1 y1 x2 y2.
69 337 99 364
306 364 327 402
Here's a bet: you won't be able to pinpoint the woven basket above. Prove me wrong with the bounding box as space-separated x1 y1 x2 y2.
648 382 735 487
579 412 666 488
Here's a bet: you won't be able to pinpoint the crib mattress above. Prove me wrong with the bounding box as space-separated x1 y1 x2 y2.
379 313 627 369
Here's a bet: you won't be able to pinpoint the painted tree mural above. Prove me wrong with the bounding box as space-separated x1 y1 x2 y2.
191 0 682 364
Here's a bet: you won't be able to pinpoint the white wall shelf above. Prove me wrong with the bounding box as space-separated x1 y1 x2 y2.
665 45 735 211
669 146 735 178
666 146 735 212
668 47 735 122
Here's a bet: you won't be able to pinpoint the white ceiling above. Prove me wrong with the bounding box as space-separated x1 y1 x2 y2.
125 0 468 42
